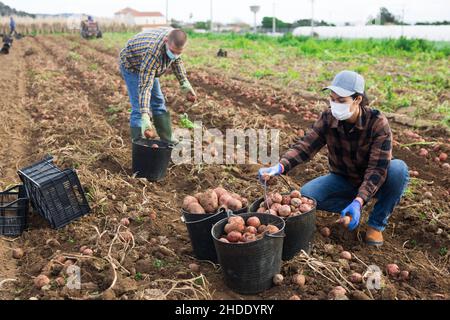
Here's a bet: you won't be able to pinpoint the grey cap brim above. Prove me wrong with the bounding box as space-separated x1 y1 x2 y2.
322 85 355 97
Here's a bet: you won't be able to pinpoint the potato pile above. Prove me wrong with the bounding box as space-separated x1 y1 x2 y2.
182 187 248 214
218 215 280 244
256 190 314 217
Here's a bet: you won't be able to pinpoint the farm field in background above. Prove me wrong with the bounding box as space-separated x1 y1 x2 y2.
94 32 450 127
0 33 449 300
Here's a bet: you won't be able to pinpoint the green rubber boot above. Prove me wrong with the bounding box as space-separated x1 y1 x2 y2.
153 112 176 144
130 127 142 141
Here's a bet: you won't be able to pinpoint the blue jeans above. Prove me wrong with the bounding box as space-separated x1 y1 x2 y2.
120 64 167 128
301 159 409 231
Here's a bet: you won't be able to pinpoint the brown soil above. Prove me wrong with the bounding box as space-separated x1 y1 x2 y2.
0 35 448 301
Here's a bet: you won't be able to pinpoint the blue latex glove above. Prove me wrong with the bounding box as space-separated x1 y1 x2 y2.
340 200 361 231
258 163 283 184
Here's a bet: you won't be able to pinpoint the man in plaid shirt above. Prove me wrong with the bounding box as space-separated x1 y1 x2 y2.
119 28 196 142
259 71 409 246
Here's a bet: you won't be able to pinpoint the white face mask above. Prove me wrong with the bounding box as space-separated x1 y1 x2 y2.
166 44 180 60
330 100 354 121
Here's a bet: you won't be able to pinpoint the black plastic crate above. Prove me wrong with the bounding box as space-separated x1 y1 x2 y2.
0 185 29 236
18 156 91 229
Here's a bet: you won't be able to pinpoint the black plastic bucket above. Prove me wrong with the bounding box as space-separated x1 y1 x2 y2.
182 206 248 262
212 213 285 295
249 195 316 261
132 138 173 182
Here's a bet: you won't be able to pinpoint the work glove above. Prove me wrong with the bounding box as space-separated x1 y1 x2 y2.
340 200 361 231
140 113 155 139
257 164 283 184
181 81 197 102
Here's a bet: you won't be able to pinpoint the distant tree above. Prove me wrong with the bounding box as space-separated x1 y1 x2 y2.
292 19 335 27
0 1 35 17
415 20 450 25
194 21 209 30
368 7 402 25
261 17 292 29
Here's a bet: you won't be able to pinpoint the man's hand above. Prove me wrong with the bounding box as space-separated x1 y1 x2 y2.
340 199 361 231
257 164 283 184
141 113 156 139
181 81 196 101
186 92 197 103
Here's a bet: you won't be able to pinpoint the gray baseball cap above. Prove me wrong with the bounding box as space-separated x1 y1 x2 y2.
323 70 365 97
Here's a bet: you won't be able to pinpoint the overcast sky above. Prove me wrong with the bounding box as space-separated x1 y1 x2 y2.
5 0 450 24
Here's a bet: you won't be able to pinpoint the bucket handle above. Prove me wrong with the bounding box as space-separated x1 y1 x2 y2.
182 207 227 225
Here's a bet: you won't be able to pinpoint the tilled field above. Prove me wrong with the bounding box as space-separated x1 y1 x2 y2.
0 35 449 300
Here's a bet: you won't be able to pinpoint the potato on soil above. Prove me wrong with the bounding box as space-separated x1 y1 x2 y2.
328 286 347 300
386 264 400 277
12 248 24 259
292 274 306 287
34 275 50 289
273 274 284 285
320 227 331 237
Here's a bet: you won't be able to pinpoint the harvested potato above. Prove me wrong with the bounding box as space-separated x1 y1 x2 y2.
186 202 206 214
271 193 283 204
182 195 198 210
196 189 219 213
278 205 291 217
228 216 245 226
281 195 291 205
246 216 261 228
213 187 228 199
224 222 245 234
227 231 242 243
226 198 243 211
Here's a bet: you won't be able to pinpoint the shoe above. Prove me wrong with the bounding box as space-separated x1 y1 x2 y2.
365 227 384 246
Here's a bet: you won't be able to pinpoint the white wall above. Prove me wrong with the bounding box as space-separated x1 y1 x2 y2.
293 25 450 41
134 16 166 26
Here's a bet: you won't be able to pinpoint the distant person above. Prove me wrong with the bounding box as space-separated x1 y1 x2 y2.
87 15 93 22
258 71 409 247
9 16 16 36
119 28 197 143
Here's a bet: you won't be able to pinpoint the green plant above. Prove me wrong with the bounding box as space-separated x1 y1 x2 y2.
134 272 143 281
67 51 81 61
153 259 165 269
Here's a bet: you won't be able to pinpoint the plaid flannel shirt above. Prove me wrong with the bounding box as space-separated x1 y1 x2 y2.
119 28 189 114
280 106 393 204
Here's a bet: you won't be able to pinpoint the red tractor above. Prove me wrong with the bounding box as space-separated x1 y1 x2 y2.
80 16 102 39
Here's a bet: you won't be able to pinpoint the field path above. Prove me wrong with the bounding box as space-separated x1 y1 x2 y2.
0 39 31 299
